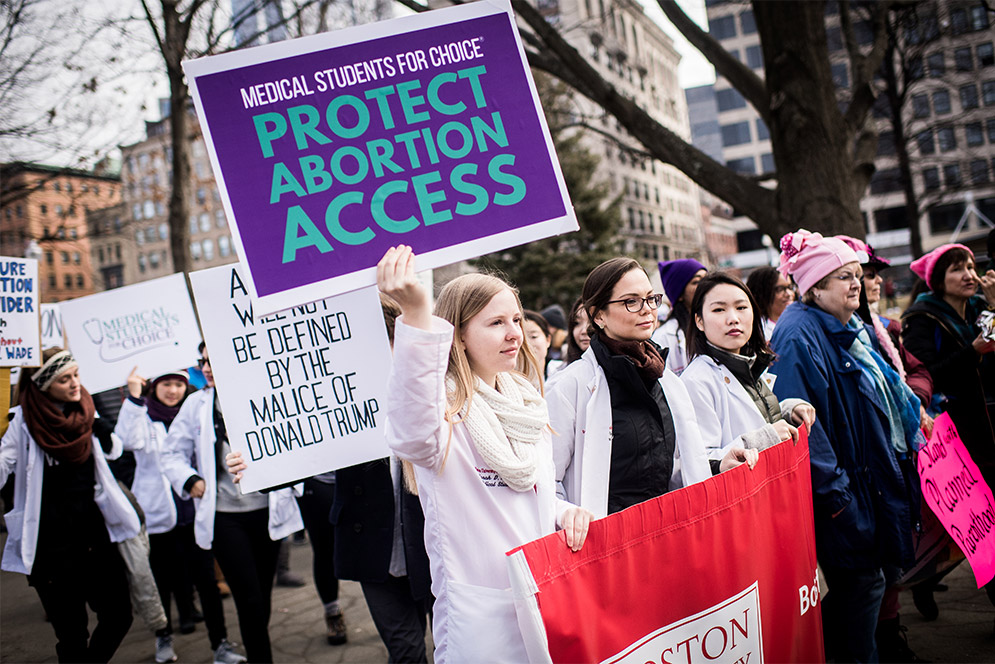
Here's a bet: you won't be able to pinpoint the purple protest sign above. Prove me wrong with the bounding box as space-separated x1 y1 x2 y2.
184 0 576 314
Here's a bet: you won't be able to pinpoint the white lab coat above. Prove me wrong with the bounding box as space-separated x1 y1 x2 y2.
386 317 573 664
114 398 177 534
160 388 302 551
0 406 140 575
651 317 688 375
545 347 712 520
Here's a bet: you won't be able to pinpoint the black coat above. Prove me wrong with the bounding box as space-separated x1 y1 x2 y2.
331 459 432 601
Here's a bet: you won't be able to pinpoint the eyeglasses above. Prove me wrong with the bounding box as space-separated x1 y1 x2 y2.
830 271 863 284
774 285 794 295
198 358 211 368
606 294 664 313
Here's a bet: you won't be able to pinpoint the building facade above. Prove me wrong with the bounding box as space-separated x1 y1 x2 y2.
704 0 995 268
0 162 121 302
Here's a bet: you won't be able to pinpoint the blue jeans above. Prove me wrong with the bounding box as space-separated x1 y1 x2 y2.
821 564 886 663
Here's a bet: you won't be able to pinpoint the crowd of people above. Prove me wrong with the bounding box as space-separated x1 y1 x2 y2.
1 231 993 664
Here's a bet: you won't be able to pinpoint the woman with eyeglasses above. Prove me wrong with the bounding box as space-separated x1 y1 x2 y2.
745 266 795 341
769 230 924 663
547 258 757 520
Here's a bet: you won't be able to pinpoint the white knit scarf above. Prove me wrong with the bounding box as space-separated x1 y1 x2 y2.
450 372 549 492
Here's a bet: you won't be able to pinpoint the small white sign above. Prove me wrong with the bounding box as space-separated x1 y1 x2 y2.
41 303 64 349
0 256 41 367
60 273 203 393
189 264 391 492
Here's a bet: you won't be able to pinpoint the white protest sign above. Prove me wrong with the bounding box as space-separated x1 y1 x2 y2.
60 273 203 393
41 303 64 349
0 256 41 367
189 264 391 492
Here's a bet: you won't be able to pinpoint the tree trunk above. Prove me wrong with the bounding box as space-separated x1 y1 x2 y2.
163 1 192 274
753 1 866 240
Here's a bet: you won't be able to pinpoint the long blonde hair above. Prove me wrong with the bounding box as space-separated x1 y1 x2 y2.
402 273 543 493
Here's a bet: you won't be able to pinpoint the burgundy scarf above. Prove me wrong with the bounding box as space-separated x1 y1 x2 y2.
19 381 96 465
598 334 667 383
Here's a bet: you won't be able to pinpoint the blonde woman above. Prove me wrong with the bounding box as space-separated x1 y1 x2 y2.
377 245 592 663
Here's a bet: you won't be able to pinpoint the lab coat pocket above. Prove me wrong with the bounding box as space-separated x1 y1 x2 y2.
446 580 527 663
1 509 28 574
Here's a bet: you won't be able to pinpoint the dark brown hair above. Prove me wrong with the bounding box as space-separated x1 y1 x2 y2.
745 267 780 320
380 293 402 343
565 297 586 364
524 310 550 338
686 273 771 361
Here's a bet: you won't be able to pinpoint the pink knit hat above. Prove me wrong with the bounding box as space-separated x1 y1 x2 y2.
778 229 860 295
909 244 973 288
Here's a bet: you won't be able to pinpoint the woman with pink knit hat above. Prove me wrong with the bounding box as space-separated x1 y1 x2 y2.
768 229 925 663
901 244 995 490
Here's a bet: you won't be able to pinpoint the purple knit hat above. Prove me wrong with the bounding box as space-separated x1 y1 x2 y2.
658 259 706 306
778 229 860 295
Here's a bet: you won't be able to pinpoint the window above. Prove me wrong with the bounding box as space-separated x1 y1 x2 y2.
988 118 995 143
48 275 56 288
877 131 896 156
955 47 973 71
136 229 145 245
917 129 935 155
145 227 157 243
960 84 979 109
64 275 72 288
870 168 902 194
971 159 989 184
951 8 968 35
143 200 155 218
132 203 142 221
149 252 161 269
138 254 147 273
943 163 961 187
831 63 849 88
933 90 951 114
55 204 63 216
72 252 80 265
98 247 105 264
937 126 956 151
983 80 995 105
760 153 775 173
45 251 52 264
927 52 945 77
159 222 169 240
826 27 843 52
912 94 930 118
40 204 47 216
716 88 746 111
76 274 84 288
189 215 198 235
709 15 736 39
740 10 756 34
190 241 202 260
746 45 762 69
69 228 77 239
970 5 989 31
199 213 210 232
874 207 908 232
923 167 940 191
967 122 984 147
979 42 994 67
756 119 770 141
726 157 756 174
60 251 68 264
115 244 121 260
720 121 752 146
907 56 924 80
202 239 215 261
215 209 226 228
196 188 206 205
854 21 874 45
219 235 231 257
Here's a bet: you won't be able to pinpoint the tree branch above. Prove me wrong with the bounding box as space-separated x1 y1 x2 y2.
514 0 776 227
656 0 769 124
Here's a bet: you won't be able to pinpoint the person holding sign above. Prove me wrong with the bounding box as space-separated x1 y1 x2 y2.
547 258 756 521
681 273 815 459
0 348 139 663
770 230 925 663
160 343 302 664
115 367 233 664
376 245 592 662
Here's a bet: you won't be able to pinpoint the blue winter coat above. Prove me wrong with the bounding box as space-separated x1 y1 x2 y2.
770 302 916 570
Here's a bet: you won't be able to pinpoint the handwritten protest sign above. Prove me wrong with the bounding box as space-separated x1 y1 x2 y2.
184 0 577 314
0 257 40 367
917 413 995 588
189 264 391 492
60 274 203 393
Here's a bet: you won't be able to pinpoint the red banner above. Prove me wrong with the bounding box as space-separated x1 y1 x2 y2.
508 428 823 664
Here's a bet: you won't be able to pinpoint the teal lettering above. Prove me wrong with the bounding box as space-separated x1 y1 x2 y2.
329 146 369 185
457 65 488 108
471 112 508 151
270 162 307 204
412 171 450 226
283 206 333 263
326 95 370 139
366 139 404 178
437 121 473 159
364 85 398 130
299 155 332 195
287 105 332 150
325 192 374 245
253 112 288 158
372 180 418 233
489 154 526 206
397 80 430 124
450 163 488 216
427 72 464 115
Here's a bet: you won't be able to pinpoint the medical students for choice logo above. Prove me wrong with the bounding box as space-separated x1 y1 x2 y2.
81 306 182 361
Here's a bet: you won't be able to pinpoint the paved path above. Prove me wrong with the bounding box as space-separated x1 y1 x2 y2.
2 531 992 662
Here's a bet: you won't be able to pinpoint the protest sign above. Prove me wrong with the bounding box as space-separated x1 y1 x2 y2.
508 428 824 664
917 413 995 588
0 257 40 367
184 0 577 314
59 274 203 393
40 303 64 349
189 264 391 493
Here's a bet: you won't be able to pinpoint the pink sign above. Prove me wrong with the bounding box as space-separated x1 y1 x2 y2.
916 413 995 588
